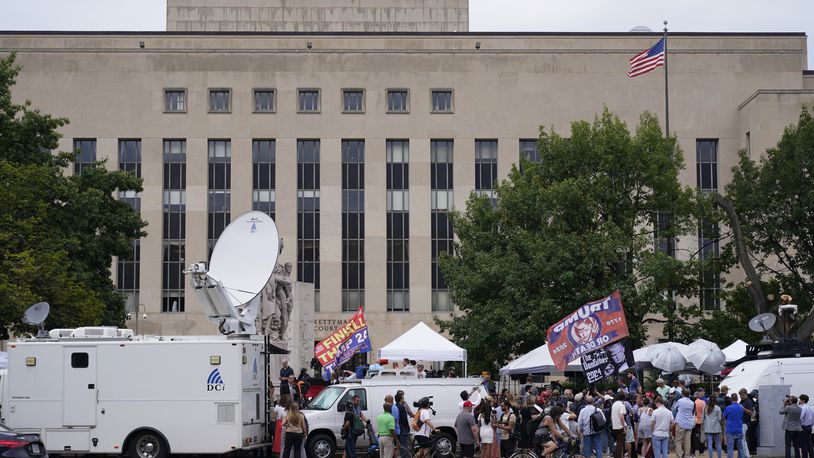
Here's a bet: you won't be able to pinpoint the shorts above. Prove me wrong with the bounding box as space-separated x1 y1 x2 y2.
625 427 635 443
416 435 431 449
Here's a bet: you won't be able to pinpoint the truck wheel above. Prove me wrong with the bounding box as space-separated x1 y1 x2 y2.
433 432 455 458
128 430 168 458
307 433 336 458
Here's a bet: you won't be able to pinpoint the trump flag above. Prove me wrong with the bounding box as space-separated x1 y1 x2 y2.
314 307 371 380
546 291 630 371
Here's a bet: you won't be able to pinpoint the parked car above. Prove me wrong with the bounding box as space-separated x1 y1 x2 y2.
0 423 47 458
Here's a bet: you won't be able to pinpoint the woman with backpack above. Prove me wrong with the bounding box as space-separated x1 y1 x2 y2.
282 402 308 458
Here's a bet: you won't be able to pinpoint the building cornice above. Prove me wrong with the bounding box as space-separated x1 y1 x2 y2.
738 89 814 111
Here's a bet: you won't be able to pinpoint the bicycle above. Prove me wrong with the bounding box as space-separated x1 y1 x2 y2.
398 431 454 458
508 437 585 458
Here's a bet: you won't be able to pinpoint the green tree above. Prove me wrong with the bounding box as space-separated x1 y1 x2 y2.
0 53 146 338
714 107 814 341
437 108 702 372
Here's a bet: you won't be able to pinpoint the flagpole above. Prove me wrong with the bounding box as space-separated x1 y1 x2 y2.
663 20 670 137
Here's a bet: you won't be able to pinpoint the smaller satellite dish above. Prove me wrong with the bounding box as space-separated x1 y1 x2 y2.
22 302 51 338
629 26 652 32
748 313 777 333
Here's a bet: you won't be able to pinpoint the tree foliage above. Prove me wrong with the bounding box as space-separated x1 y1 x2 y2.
719 107 814 340
0 53 146 338
437 108 701 372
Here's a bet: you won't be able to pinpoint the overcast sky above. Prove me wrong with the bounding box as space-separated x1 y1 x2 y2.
0 0 811 67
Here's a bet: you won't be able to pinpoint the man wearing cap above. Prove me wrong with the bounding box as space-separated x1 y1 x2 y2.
573 392 586 417
578 395 605 458
455 401 480 458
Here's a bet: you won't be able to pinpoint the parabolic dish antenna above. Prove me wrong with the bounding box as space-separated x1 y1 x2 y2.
207 211 281 307
22 302 50 338
748 312 777 333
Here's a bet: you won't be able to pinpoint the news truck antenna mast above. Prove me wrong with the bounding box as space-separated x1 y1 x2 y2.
185 211 282 335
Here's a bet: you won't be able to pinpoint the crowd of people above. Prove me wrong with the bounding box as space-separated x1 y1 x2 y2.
269 360 814 458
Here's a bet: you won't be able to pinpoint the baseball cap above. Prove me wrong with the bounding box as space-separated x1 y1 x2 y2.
463 401 473 408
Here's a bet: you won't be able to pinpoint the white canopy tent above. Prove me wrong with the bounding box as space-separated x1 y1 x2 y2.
722 339 748 363
377 322 468 374
499 343 582 376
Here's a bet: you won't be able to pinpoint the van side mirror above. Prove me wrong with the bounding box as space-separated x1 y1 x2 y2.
337 402 346 412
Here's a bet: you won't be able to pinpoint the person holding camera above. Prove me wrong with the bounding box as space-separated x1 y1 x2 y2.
415 398 439 458
780 395 803 458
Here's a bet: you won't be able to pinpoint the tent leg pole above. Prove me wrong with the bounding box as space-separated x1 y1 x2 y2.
464 361 467 377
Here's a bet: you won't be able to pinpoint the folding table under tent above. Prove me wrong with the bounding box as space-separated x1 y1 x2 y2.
377 321 468 375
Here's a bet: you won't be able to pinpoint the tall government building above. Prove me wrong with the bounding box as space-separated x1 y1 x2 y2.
2 0 813 361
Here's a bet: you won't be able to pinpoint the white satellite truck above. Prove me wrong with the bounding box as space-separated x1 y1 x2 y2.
1 211 284 458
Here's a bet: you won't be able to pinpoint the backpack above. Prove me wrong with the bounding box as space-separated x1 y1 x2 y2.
590 406 606 432
351 413 366 436
411 409 424 431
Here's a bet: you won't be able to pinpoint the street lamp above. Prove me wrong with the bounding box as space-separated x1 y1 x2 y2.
126 303 148 335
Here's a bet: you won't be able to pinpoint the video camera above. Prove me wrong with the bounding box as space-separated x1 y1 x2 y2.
413 396 436 415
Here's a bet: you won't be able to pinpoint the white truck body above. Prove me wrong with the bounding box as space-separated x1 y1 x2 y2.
303 377 485 458
720 356 814 394
2 332 267 455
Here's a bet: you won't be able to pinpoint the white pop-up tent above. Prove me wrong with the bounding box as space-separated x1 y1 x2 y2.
722 339 748 362
378 322 468 374
499 343 582 376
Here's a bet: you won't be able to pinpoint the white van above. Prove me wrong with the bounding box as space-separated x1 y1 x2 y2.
720 357 814 395
303 378 484 458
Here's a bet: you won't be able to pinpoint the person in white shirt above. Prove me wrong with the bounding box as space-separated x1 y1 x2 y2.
611 392 628 458
415 397 438 458
458 387 483 412
651 397 674 458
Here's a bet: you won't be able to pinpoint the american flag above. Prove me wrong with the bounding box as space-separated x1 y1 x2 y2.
628 38 665 77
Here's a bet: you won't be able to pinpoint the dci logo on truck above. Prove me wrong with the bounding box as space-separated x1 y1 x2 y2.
207 368 226 391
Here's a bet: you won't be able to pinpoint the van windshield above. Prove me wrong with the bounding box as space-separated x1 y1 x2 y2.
305 386 344 411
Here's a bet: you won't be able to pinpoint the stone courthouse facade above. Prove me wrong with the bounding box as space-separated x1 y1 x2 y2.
1 0 812 354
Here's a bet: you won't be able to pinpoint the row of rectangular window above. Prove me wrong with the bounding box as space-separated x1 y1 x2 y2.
164 88 453 114
106 137 720 314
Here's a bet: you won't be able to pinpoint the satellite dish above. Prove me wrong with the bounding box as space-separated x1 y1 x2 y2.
22 302 51 338
207 211 281 308
629 26 652 32
749 313 777 333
